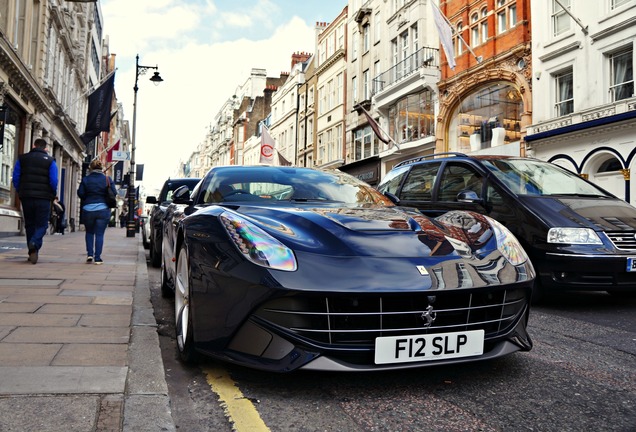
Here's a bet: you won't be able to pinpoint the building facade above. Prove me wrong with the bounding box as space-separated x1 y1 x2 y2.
0 0 115 236
526 0 636 203
436 0 533 160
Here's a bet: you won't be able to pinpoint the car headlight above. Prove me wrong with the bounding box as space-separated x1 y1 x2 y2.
220 211 297 271
547 227 603 245
487 217 528 266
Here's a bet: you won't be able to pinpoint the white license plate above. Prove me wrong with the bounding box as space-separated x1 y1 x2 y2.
374 330 485 365
627 257 636 272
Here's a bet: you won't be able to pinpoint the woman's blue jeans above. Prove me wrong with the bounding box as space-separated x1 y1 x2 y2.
82 208 111 260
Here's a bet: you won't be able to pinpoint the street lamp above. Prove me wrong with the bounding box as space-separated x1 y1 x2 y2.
127 54 163 238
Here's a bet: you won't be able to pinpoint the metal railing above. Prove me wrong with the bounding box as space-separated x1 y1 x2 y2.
372 47 440 96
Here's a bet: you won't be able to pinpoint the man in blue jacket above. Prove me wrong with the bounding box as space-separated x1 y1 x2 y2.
12 138 58 264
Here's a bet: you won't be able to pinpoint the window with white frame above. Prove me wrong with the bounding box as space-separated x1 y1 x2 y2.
552 0 571 36
319 40 326 65
509 4 517 27
308 118 314 145
353 31 359 60
471 13 479 47
335 124 343 160
337 72 343 105
609 47 634 101
392 38 398 67
328 79 335 110
412 24 419 53
374 13 381 43
611 0 630 10
456 22 463 56
326 129 334 161
337 23 345 49
327 32 335 58
481 8 489 43
363 24 370 52
352 76 358 103
363 70 370 101
555 68 574 116
318 85 325 115
318 133 324 163
308 85 314 105
353 126 379 160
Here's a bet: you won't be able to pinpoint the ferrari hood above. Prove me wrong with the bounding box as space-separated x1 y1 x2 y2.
518 196 636 231
232 204 496 259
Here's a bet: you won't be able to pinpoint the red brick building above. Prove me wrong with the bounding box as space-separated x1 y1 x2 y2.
436 0 532 156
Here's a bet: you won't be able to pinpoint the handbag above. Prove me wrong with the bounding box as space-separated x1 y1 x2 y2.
105 176 117 208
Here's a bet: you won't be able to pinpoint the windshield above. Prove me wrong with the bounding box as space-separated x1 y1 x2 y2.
482 159 610 197
201 167 394 206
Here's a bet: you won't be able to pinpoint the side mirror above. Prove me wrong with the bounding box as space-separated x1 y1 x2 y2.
384 191 401 205
146 196 157 205
172 185 192 204
457 189 484 204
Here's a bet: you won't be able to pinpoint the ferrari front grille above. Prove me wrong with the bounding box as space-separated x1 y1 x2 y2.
255 288 528 346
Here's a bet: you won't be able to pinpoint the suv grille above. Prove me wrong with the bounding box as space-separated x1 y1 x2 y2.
605 231 636 250
254 288 528 347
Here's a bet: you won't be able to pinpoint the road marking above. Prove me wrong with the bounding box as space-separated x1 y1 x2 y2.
204 366 270 431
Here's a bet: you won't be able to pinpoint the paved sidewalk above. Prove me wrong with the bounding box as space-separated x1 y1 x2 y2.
0 228 175 432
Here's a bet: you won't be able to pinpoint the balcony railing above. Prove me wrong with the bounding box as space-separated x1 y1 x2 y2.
372 47 439 96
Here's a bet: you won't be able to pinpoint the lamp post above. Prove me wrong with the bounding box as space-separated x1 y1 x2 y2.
127 54 163 238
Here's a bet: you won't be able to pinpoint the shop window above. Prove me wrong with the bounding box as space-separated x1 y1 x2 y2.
448 82 523 153
388 89 435 144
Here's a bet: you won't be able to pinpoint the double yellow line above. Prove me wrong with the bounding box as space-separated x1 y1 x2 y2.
204 366 270 431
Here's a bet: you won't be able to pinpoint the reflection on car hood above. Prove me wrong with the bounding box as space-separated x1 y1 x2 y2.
518 196 636 231
229 204 496 259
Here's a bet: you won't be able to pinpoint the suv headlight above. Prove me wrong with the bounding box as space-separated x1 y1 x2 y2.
220 211 297 271
547 228 602 245
488 217 528 266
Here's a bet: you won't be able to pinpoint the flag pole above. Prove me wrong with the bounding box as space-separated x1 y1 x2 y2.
431 2 482 64
357 104 400 152
63 69 117 113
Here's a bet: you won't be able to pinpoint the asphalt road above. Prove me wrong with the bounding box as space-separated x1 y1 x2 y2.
146 256 636 432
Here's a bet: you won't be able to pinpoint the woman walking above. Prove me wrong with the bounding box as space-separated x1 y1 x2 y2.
77 159 116 264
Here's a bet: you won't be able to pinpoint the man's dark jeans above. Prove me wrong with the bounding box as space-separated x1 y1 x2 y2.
21 198 51 251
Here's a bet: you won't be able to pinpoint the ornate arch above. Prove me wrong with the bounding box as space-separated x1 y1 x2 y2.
436 56 533 153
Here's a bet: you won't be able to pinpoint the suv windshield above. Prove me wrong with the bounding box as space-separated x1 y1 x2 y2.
481 159 609 197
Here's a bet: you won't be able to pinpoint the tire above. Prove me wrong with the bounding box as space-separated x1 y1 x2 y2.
150 236 161 268
160 256 173 298
175 244 196 363
530 279 545 305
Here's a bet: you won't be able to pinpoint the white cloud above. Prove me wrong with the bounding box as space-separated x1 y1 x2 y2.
101 0 344 190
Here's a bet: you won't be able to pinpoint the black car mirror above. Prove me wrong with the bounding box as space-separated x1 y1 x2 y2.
384 191 401 205
146 196 157 204
172 185 192 204
457 190 484 204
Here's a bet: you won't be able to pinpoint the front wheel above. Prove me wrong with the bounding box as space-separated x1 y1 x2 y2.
150 236 161 268
175 244 196 363
160 257 173 298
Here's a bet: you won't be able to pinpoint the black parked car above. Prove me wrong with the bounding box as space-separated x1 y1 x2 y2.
159 165 534 372
146 177 200 267
378 153 636 300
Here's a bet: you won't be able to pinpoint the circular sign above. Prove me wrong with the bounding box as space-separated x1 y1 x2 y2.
261 144 274 158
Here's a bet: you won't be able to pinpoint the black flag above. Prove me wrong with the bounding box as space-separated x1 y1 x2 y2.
81 73 115 144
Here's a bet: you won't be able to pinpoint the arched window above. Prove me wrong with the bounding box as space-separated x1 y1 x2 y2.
447 82 523 152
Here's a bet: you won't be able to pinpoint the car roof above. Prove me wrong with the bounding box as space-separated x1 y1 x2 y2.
393 153 528 169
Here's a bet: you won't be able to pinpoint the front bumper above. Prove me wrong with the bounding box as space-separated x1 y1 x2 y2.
538 252 636 292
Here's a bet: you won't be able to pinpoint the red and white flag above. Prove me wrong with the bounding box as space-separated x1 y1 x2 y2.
106 139 120 162
431 1 456 70
259 124 276 164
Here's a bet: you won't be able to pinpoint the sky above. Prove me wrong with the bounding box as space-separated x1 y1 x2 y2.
100 0 347 192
